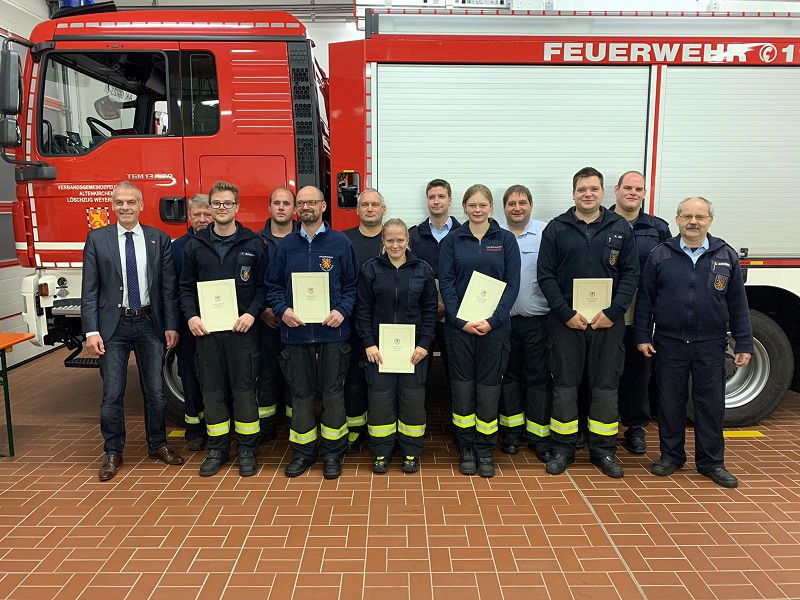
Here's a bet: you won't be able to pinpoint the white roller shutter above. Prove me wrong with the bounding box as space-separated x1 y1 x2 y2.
374 64 649 227
657 67 800 257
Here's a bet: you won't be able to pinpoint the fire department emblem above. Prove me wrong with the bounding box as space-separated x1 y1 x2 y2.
394 338 401 345
320 256 333 271
481 290 487 297
240 266 251 282
214 295 221 302
609 250 619 266
87 207 110 229
308 287 314 295
714 274 728 291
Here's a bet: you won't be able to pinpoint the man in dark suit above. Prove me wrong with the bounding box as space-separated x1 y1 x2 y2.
82 181 185 481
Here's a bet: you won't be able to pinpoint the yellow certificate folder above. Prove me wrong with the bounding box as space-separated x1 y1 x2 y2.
197 279 239 333
379 324 416 374
572 278 613 321
292 272 330 324
456 272 507 322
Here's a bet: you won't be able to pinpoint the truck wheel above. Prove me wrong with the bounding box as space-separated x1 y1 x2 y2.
688 310 793 427
162 348 186 427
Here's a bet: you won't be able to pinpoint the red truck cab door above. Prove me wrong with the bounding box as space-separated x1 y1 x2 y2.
22 41 186 268
178 40 311 232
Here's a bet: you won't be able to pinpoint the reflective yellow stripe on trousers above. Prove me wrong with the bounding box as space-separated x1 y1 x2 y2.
234 420 260 435
550 418 579 435
368 423 397 438
207 420 230 437
526 419 550 437
476 418 498 435
588 419 619 436
398 421 426 437
452 413 476 429
347 413 368 428
499 413 525 428
259 405 277 418
289 427 318 445
320 423 349 440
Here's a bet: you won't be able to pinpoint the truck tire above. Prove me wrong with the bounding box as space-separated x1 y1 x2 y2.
688 310 793 427
162 348 186 427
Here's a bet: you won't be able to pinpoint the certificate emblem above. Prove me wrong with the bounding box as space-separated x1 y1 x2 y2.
714 274 728 291
609 250 619 266
308 287 314 294
240 266 251 282
320 256 333 271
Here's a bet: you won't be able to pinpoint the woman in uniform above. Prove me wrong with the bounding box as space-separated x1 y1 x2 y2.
356 218 438 473
439 184 521 478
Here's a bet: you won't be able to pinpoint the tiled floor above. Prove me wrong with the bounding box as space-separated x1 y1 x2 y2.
1 348 800 599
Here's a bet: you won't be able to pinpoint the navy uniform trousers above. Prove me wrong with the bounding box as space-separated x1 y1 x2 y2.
654 334 727 473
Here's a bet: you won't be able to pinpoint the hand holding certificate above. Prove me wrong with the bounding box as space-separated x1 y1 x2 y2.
456 272 507 323
378 324 416 373
572 278 613 321
197 279 239 332
292 272 331 324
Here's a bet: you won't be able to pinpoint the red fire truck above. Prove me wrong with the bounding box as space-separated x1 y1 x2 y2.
1 3 798 426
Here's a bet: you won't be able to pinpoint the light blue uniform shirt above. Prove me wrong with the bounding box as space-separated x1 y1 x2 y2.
680 236 709 265
503 218 549 317
300 221 327 243
429 217 453 243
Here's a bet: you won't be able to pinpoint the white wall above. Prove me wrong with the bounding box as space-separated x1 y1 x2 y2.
0 0 47 38
303 21 364 75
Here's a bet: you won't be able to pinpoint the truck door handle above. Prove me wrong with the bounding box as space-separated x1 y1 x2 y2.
159 196 186 223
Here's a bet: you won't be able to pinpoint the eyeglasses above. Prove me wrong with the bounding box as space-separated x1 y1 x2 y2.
210 200 237 209
678 214 711 223
296 200 323 208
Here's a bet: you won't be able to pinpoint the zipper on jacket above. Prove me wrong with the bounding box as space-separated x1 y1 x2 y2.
393 267 400 324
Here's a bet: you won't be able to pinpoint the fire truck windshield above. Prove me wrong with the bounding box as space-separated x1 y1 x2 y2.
39 51 171 155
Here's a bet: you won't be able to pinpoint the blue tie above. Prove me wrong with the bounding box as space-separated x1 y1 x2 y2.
125 231 141 312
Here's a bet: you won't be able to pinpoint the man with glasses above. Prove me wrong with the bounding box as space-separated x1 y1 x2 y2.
180 181 268 477
266 186 359 479
635 197 752 488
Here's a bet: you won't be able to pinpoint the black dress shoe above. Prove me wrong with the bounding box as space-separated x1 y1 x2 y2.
323 457 342 479
500 438 519 455
345 433 363 454
624 436 647 455
701 467 738 488
186 437 207 452
238 451 258 477
99 453 123 482
528 442 552 464
477 457 495 478
575 431 587 451
459 447 477 476
651 458 680 477
546 453 574 475
285 456 316 478
199 449 229 477
591 455 624 478
148 445 185 465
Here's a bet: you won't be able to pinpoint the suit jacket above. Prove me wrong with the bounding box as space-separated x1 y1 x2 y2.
81 223 179 340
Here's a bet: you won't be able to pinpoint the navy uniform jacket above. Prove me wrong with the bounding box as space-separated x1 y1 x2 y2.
439 219 521 331
538 206 639 324
180 222 268 321
356 252 438 350
634 234 753 353
265 222 359 345
617 208 672 270
408 216 461 277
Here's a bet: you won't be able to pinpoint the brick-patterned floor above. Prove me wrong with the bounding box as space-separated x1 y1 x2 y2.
1 347 800 599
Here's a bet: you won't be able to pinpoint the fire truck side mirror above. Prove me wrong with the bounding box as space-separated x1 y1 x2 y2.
0 118 21 148
337 171 360 208
0 49 22 115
